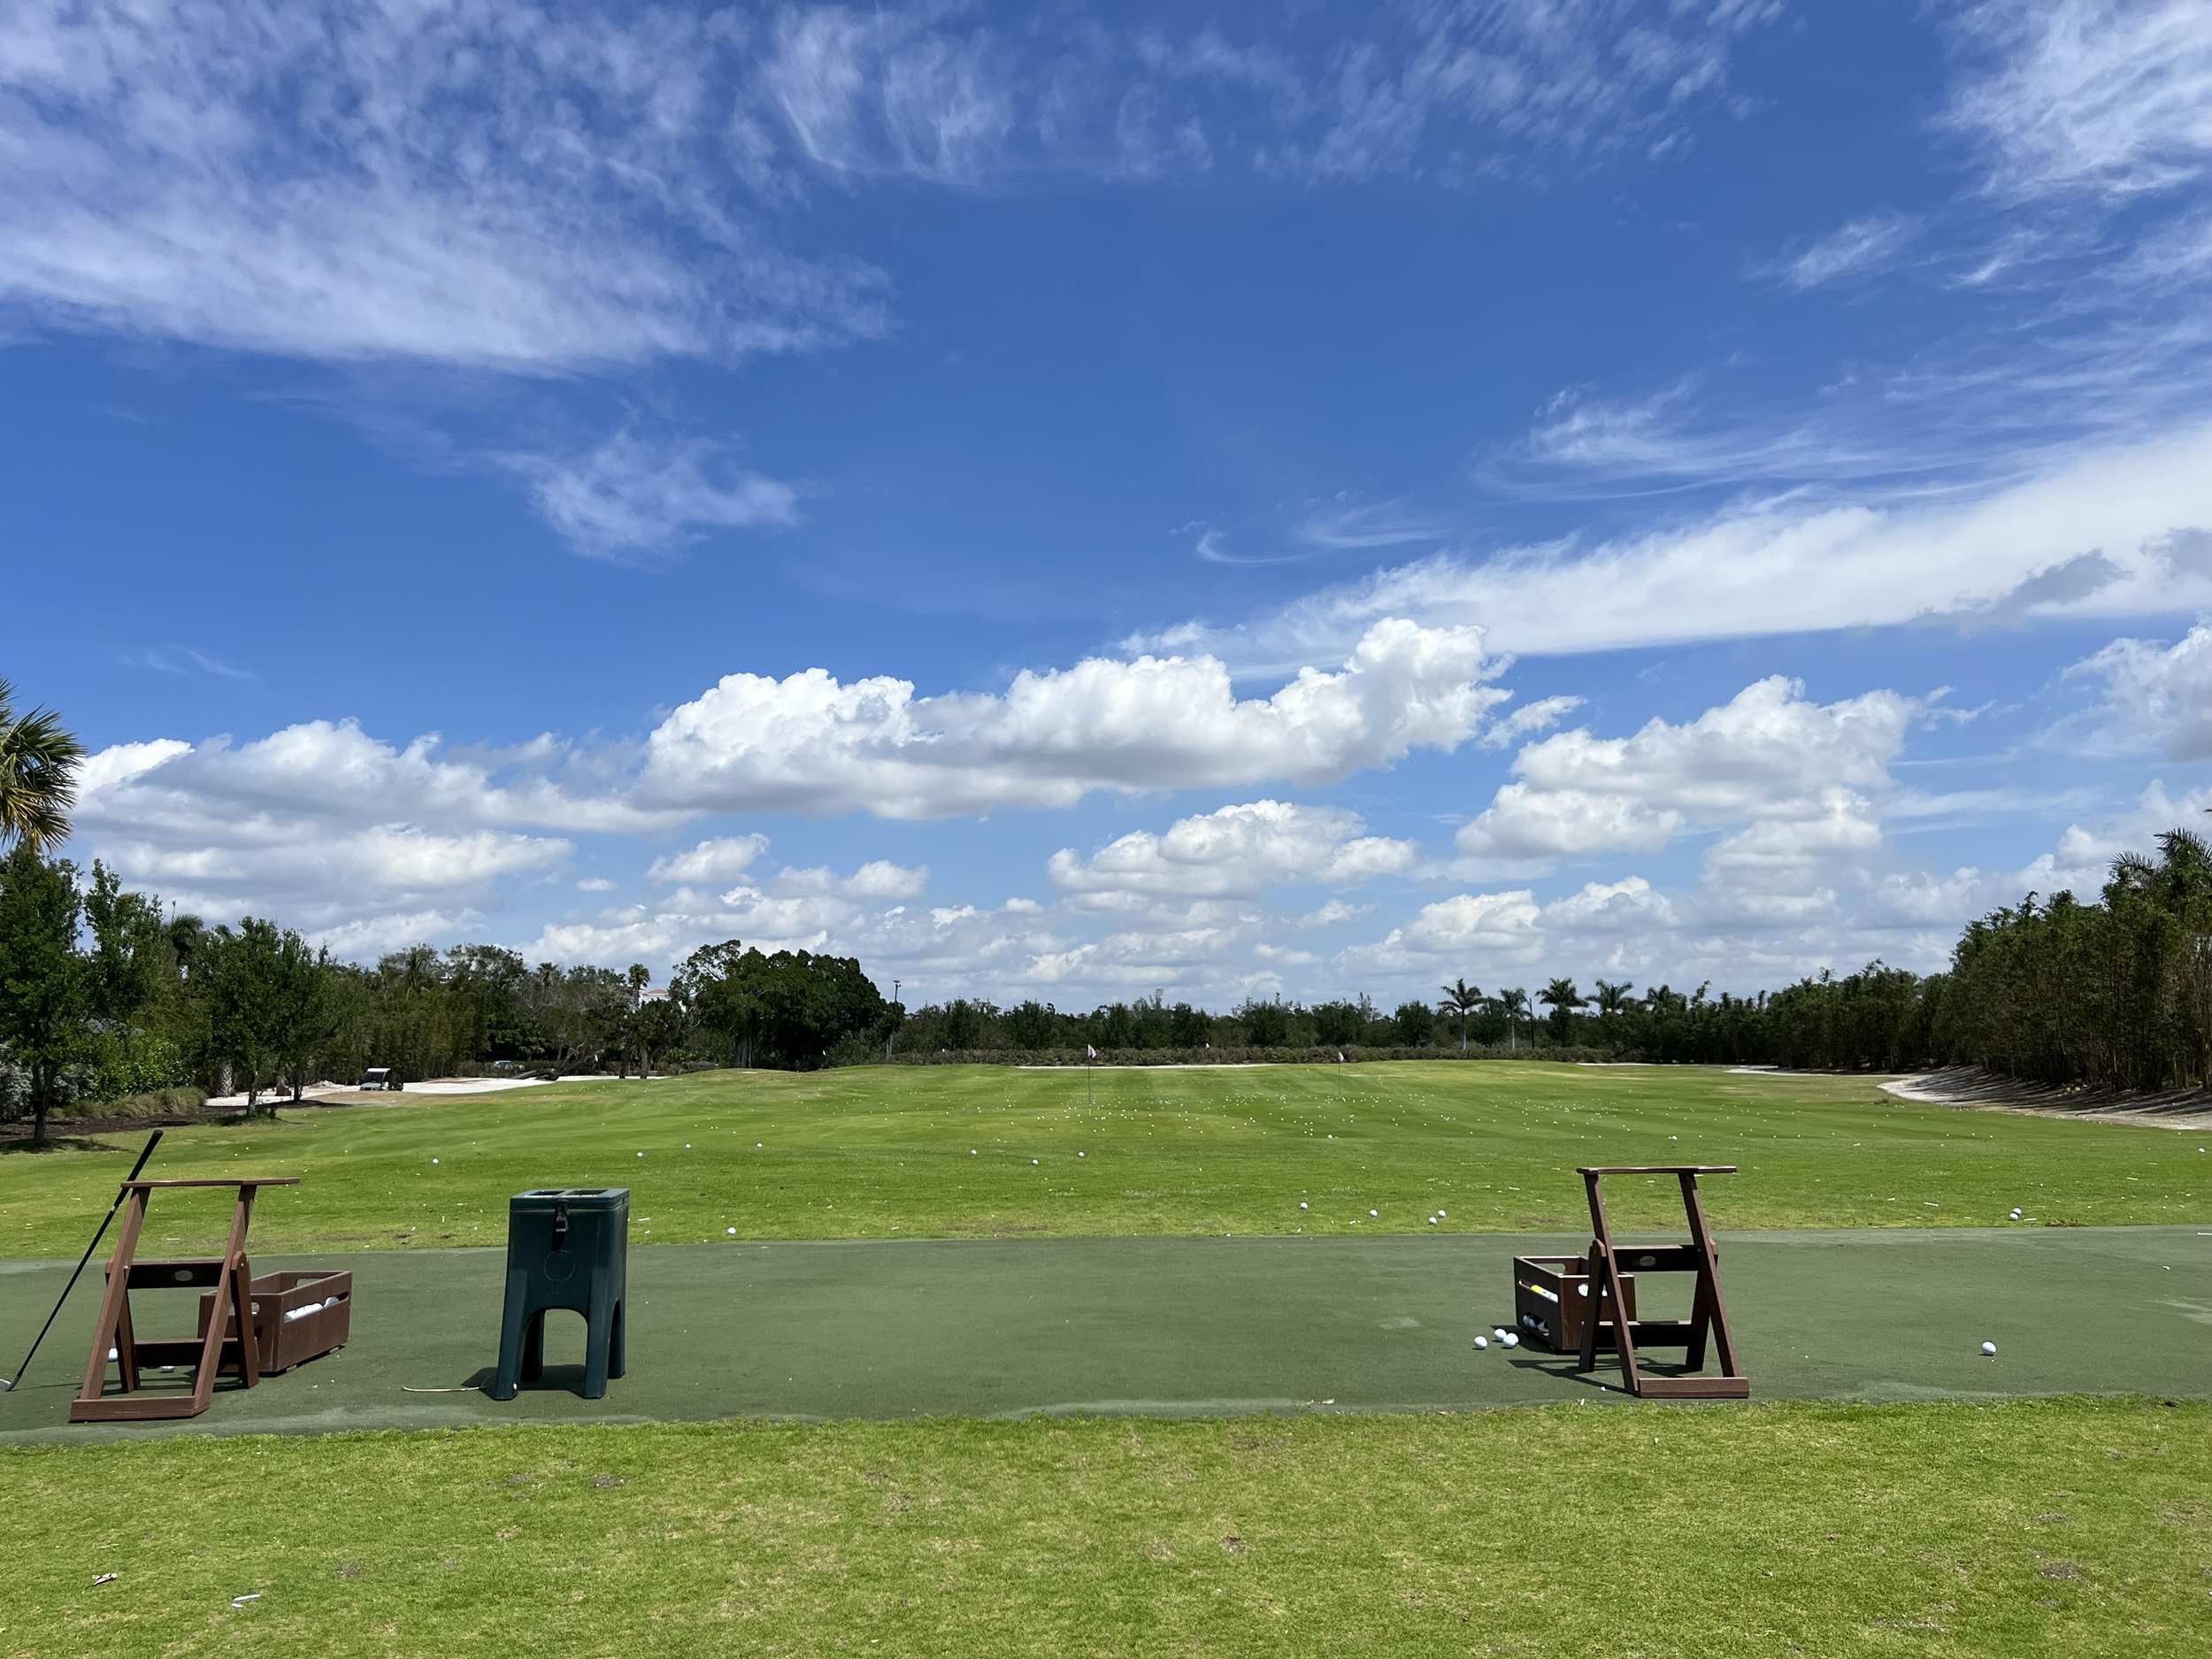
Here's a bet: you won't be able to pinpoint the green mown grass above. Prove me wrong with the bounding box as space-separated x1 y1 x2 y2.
4 1063 2203 1257
5 1398 2205 1658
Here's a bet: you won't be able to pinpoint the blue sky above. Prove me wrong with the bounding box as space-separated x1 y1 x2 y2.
7 0 2212 1007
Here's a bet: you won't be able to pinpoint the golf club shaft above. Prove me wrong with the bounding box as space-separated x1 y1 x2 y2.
4 1129 162 1390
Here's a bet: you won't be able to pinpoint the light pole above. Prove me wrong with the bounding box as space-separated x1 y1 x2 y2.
887 979 902 1063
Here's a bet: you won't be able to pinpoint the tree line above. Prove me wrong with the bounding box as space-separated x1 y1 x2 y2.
0 845 900 1142
8 680 2212 1140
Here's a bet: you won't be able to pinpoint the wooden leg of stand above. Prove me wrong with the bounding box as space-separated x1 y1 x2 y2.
1679 1171 1740 1379
75 1189 149 1407
116 1293 141 1393
1578 1241 1607 1371
1579 1172 1645 1394
230 1252 260 1386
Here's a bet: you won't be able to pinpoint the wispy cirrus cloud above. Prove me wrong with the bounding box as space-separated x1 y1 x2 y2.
1944 0 2212 203
0 0 1789 387
1138 419 2212 670
0 0 889 374
1758 211 1923 290
122 644 254 680
495 431 801 561
751 0 1784 188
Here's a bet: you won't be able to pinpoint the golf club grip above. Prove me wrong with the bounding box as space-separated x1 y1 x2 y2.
119 1128 163 1190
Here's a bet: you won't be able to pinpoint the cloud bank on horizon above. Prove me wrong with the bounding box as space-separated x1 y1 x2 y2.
12 0 2212 1008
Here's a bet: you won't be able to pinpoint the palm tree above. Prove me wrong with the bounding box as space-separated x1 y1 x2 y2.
1436 978 1483 1051
1594 978 1634 1045
0 677 84 854
1539 977 1585 1043
1496 987 1531 1051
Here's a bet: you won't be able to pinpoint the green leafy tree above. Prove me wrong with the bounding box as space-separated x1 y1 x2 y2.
1005 1000 1056 1050
83 861 168 1044
1238 997 1290 1046
1311 999 1367 1047
1168 1002 1210 1047
270 931 340 1102
0 845 89 1143
205 918 286 1110
1393 1000 1436 1045
0 678 84 855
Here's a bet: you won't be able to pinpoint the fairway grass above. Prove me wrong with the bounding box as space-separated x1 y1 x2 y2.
4 1063 2205 1256
6 1398 2205 1658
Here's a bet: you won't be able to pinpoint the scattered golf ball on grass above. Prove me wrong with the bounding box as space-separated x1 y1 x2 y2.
726 1227 737 1236
1501 1333 1519 1348
1981 1341 1997 1356
1472 1336 1488 1350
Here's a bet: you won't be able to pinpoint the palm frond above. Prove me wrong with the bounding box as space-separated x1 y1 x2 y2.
0 682 86 854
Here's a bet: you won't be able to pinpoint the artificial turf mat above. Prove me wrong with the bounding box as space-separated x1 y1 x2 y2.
4 1225 2204 1443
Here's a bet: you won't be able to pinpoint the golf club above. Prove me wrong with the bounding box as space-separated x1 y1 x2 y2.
1 1129 162 1393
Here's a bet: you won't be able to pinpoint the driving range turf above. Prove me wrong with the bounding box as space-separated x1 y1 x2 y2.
3 1061 2206 1256
4 1063 2208 1657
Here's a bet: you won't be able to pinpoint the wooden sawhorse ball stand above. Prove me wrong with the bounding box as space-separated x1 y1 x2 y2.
69 1178 298 1425
1574 1166 1749 1400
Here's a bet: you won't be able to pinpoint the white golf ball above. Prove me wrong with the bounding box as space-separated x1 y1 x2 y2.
1032 1158 1040 1165
1980 1340 1997 1356
1428 1217 1438 1225
1298 1202 1309 1210
1369 1209 1379 1217
1492 1327 1507 1340
430 1158 438 1164
636 1151 644 1158
1437 1210 1446 1218
971 1149 978 1155
1472 1336 1488 1350
1078 1151 1085 1157
2009 1208 2022 1219
1501 1333 1519 1348
726 1227 737 1236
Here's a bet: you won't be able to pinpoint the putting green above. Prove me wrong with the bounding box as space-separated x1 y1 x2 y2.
4 1225 2204 1444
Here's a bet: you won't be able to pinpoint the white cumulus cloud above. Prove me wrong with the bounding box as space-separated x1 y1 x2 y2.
1048 800 1418 901
641 618 1510 818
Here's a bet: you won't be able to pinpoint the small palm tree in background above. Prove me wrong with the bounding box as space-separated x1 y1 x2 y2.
0 677 84 855
1539 977 1585 1043
1594 979 1634 1043
1437 978 1483 1051
1496 987 1531 1050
